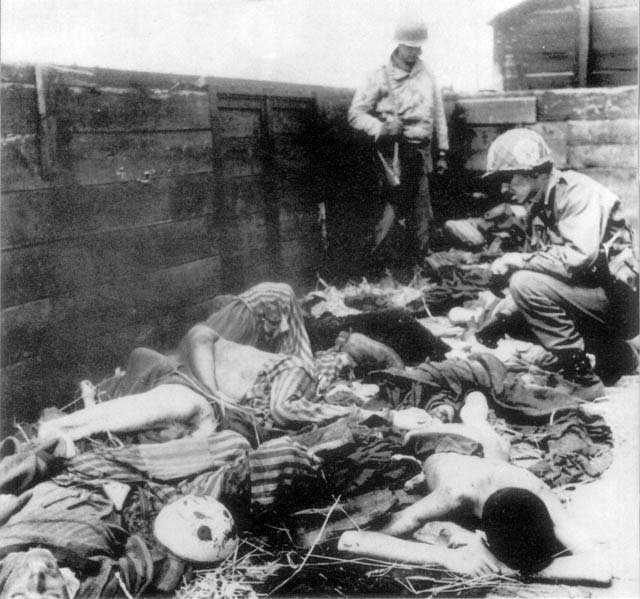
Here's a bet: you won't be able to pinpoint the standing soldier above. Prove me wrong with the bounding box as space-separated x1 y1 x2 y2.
349 18 449 267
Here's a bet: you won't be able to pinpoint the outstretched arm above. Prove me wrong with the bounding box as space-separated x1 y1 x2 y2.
377 487 464 537
338 530 503 577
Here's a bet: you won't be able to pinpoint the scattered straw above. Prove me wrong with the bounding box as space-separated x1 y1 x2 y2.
267 495 342 596
177 540 279 599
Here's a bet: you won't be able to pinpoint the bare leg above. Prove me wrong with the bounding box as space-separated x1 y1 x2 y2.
38 384 217 441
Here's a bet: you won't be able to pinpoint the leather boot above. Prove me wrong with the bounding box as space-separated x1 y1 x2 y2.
592 339 639 385
551 349 605 401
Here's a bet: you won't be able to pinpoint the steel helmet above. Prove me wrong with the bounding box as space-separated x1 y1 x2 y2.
153 495 238 563
394 19 428 47
483 128 553 179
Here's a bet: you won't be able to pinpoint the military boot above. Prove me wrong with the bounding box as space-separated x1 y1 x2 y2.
592 339 639 385
551 349 605 401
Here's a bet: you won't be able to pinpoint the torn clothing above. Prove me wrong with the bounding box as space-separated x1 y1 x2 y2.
243 354 354 430
0 481 124 560
206 282 315 370
511 410 613 487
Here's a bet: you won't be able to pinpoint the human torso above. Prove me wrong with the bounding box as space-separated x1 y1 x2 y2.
210 337 279 401
425 453 549 518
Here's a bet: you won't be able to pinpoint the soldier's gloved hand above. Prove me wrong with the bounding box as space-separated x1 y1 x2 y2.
380 117 403 138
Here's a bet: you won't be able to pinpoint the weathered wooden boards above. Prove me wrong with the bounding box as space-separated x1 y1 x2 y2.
492 0 638 90
1 61 638 433
1 63 325 431
454 88 638 226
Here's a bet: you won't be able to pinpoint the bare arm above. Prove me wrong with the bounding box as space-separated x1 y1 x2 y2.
338 531 503 577
180 323 221 394
377 487 464 537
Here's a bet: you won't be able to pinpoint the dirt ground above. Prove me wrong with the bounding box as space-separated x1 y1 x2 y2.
488 375 640 599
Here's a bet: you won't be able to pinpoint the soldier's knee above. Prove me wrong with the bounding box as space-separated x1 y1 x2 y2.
508 270 541 304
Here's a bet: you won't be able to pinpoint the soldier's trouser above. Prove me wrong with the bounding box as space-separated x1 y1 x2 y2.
508 270 610 353
375 142 432 260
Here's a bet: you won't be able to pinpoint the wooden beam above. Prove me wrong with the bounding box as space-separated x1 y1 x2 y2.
577 0 591 87
260 94 282 277
34 64 56 180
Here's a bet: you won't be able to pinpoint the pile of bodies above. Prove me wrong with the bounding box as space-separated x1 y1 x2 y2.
0 279 616 598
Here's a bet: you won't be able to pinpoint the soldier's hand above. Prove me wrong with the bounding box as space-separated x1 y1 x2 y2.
490 252 524 277
381 117 403 137
435 157 448 175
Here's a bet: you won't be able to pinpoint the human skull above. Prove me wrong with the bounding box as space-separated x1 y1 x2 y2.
153 495 237 563
1 548 78 599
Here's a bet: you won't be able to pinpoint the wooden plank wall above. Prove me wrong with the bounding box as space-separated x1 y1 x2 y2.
493 0 581 91
1 62 637 433
589 0 639 86
493 0 638 90
1 64 328 431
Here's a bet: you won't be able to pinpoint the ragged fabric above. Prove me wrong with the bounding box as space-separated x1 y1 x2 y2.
249 436 320 509
297 415 420 499
497 371 584 420
409 433 484 462
205 282 316 370
0 437 66 495
367 352 506 415
0 481 125 560
425 266 495 311
369 353 588 421
313 349 356 395
367 354 613 486
511 410 613 487
101 430 251 482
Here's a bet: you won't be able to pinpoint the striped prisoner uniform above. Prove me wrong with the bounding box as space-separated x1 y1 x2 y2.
205 282 315 371
242 354 354 429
